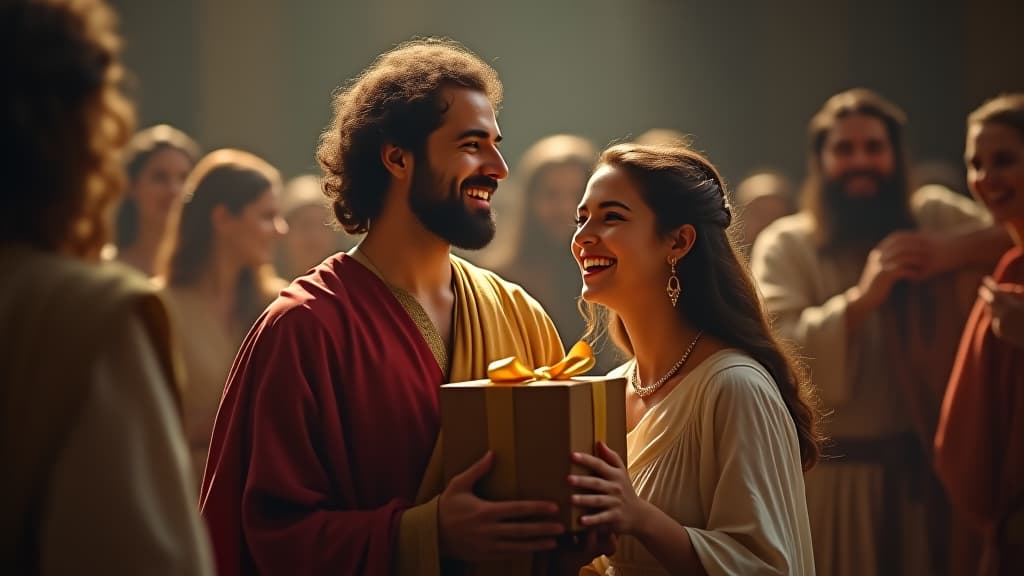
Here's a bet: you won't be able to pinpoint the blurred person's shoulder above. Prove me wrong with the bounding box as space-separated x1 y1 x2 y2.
0 245 173 384
1 245 160 314
755 211 816 248
911 184 992 232
911 183 967 210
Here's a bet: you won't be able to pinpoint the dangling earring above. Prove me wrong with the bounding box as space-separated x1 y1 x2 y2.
666 256 681 307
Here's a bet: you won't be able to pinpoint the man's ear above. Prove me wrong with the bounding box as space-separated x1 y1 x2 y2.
667 223 697 262
381 143 413 181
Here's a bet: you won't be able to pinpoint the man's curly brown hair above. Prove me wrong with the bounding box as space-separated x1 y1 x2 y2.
1 0 135 259
316 37 502 234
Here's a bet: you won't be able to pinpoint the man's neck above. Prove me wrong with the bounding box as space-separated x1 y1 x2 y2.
355 208 452 299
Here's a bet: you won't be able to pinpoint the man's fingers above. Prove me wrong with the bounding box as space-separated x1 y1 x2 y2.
489 520 566 539
879 232 927 253
877 232 911 250
882 242 928 260
484 499 559 521
881 264 919 280
882 250 929 268
449 451 494 491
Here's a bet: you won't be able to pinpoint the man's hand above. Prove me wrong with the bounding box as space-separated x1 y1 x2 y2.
438 451 565 562
980 276 1024 348
876 231 956 280
852 242 920 312
846 233 935 334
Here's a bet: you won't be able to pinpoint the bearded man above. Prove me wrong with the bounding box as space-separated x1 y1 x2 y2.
200 38 569 576
752 88 1010 576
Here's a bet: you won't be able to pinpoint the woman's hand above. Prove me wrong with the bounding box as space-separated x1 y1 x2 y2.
568 442 652 536
980 276 1024 348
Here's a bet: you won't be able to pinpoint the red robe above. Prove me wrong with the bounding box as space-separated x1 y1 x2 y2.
936 246 1024 575
200 254 444 575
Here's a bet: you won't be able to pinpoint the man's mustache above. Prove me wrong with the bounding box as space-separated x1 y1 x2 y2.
461 176 498 191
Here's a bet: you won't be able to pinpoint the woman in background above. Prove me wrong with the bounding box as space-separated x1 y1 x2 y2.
275 174 351 280
162 148 288 487
495 134 599 355
935 93 1024 576
114 124 200 276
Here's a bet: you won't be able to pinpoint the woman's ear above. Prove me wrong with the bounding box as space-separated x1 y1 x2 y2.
211 204 232 234
666 223 697 263
381 143 412 181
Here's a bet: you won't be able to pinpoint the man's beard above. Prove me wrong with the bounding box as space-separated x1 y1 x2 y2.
408 160 497 250
821 170 914 250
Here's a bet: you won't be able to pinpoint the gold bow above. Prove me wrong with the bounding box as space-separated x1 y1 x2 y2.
487 340 596 383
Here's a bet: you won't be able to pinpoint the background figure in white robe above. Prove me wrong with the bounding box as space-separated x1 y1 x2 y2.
562 142 820 575
751 88 1009 576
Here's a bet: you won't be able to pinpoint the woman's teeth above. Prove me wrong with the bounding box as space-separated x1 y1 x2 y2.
583 257 615 271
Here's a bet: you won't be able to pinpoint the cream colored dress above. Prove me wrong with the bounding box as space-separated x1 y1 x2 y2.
750 186 992 576
589 349 814 576
162 285 243 489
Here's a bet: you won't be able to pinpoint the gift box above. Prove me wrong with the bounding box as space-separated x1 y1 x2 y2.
440 342 627 531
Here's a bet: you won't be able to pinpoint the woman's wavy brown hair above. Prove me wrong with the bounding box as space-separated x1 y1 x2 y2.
582 143 822 470
316 37 502 234
1 0 134 259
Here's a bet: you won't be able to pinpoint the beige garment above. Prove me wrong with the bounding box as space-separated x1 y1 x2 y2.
0 246 213 575
750 186 991 576
587 350 814 576
162 286 244 489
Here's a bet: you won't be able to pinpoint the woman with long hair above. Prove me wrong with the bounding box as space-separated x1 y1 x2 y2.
566 142 819 575
495 135 596 342
162 148 288 487
935 93 1024 576
114 124 200 276
0 0 212 572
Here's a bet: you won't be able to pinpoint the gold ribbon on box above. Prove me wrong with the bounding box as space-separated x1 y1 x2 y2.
487 340 597 382
483 341 606 500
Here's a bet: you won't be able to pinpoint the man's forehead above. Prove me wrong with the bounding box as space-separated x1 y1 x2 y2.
828 114 890 142
436 88 499 132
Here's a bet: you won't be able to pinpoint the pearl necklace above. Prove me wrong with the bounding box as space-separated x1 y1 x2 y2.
629 331 704 398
